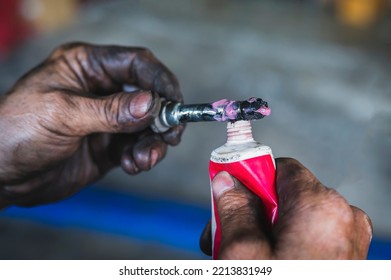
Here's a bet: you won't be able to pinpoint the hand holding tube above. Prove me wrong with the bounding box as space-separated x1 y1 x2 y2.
200 158 372 259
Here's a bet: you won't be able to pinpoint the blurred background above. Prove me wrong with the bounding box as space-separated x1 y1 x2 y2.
1 0 391 259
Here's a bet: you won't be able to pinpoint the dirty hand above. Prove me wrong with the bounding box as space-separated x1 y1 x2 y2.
200 158 372 259
0 42 184 208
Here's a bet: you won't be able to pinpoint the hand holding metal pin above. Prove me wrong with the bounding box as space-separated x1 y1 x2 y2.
151 97 271 133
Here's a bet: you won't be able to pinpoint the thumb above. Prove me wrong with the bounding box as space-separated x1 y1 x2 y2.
212 171 272 259
62 91 160 135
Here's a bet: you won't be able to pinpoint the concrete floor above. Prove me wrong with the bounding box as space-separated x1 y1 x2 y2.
1 0 391 258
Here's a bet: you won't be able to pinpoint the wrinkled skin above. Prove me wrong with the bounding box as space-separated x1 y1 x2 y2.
0 42 184 208
200 158 372 259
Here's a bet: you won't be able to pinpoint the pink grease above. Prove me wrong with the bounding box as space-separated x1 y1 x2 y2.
211 99 238 121
257 106 271 116
223 101 238 120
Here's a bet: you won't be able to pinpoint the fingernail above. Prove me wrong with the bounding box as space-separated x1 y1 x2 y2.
130 91 153 118
150 148 160 168
121 156 139 174
212 171 235 199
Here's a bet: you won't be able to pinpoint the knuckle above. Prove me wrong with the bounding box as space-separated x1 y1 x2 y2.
134 47 158 65
103 95 121 130
317 189 356 230
292 187 355 228
48 42 89 60
362 213 373 237
352 206 373 236
136 47 154 58
316 188 352 215
103 94 133 130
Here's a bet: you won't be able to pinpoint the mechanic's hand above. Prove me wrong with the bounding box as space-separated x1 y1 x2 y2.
0 42 184 208
200 158 372 259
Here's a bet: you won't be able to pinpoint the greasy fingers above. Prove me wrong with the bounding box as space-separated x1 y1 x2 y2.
46 43 181 99
212 171 272 259
130 48 182 103
46 43 185 145
273 158 372 259
125 133 167 174
107 131 167 175
97 45 184 145
161 125 185 146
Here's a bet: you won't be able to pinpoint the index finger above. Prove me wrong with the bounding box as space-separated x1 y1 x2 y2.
47 42 183 102
131 48 183 103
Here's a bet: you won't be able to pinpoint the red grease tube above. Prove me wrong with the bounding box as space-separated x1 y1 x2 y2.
209 120 278 259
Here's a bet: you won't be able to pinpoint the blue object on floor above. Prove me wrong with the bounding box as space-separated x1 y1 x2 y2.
367 238 391 260
2 186 210 256
1 186 390 259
